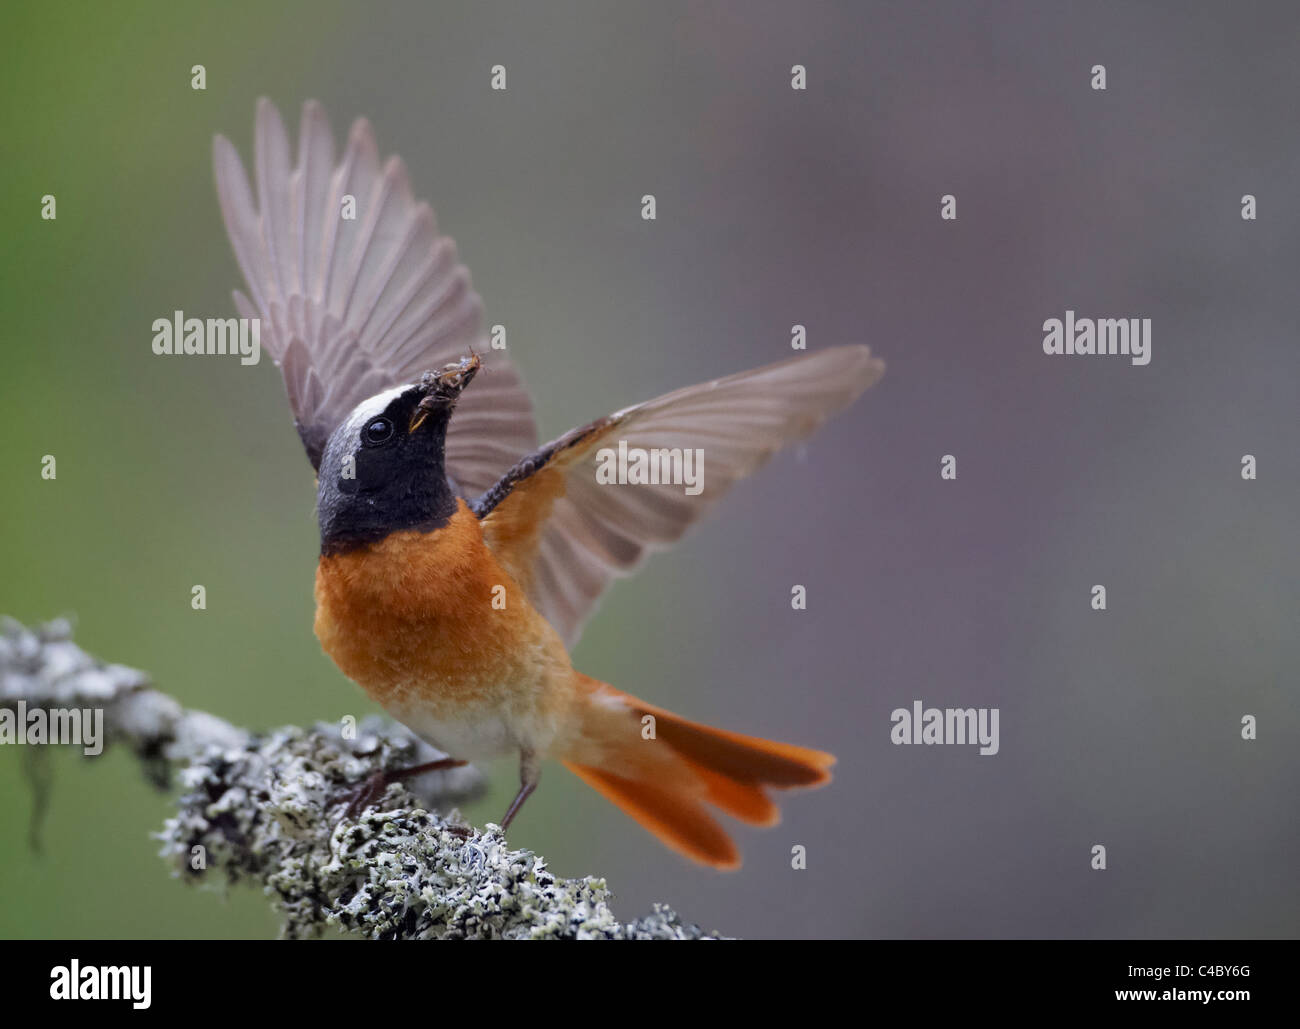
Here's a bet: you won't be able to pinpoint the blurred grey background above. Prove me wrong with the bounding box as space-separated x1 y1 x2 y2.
1 0 1297 938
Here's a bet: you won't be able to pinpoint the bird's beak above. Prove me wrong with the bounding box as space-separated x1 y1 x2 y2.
411 352 482 432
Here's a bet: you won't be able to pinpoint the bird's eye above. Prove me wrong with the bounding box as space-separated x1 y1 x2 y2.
364 417 394 445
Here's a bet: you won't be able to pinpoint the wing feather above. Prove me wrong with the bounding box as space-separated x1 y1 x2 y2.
480 346 884 646
213 98 536 484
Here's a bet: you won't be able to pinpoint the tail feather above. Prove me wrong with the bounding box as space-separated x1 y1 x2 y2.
634 697 835 788
564 762 741 869
566 678 835 868
683 760 781 826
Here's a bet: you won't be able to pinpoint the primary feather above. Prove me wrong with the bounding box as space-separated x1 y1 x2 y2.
481 346 885 646
213 98 536 494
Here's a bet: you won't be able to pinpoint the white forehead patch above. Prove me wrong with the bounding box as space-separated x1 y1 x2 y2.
339 384 412 443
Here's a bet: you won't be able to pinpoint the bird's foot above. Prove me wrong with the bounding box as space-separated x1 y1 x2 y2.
338 757 469 822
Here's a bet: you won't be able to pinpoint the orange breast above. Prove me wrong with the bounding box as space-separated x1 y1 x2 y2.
313 500 570 721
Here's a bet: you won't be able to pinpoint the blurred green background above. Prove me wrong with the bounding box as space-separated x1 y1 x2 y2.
2 1 1298 938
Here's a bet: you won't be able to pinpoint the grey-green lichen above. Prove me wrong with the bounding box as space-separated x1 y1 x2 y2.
2 617 726 940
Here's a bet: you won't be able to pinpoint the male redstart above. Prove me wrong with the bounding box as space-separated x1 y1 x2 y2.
214 100 883 868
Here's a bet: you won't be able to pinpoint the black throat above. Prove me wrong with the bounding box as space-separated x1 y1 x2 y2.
317 408 459 556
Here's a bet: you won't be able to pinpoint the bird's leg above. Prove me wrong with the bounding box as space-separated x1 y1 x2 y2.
499 750 540 832
343 757 468 822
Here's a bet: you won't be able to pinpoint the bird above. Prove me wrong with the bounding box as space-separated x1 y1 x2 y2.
213 99 884 869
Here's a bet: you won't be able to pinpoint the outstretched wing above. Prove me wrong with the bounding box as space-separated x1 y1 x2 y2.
477 346 884 647
213 98 536 494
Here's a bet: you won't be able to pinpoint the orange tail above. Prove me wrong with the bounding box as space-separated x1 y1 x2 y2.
563 679 835 869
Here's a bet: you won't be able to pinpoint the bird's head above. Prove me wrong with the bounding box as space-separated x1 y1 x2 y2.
316 354 480 553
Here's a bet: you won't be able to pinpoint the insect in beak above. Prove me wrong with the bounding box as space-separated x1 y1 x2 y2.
410 352 482 432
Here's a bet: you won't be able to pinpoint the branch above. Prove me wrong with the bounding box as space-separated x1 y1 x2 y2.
0 617 725 940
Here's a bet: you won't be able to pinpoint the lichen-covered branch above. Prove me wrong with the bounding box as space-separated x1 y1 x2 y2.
0 617 724 940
